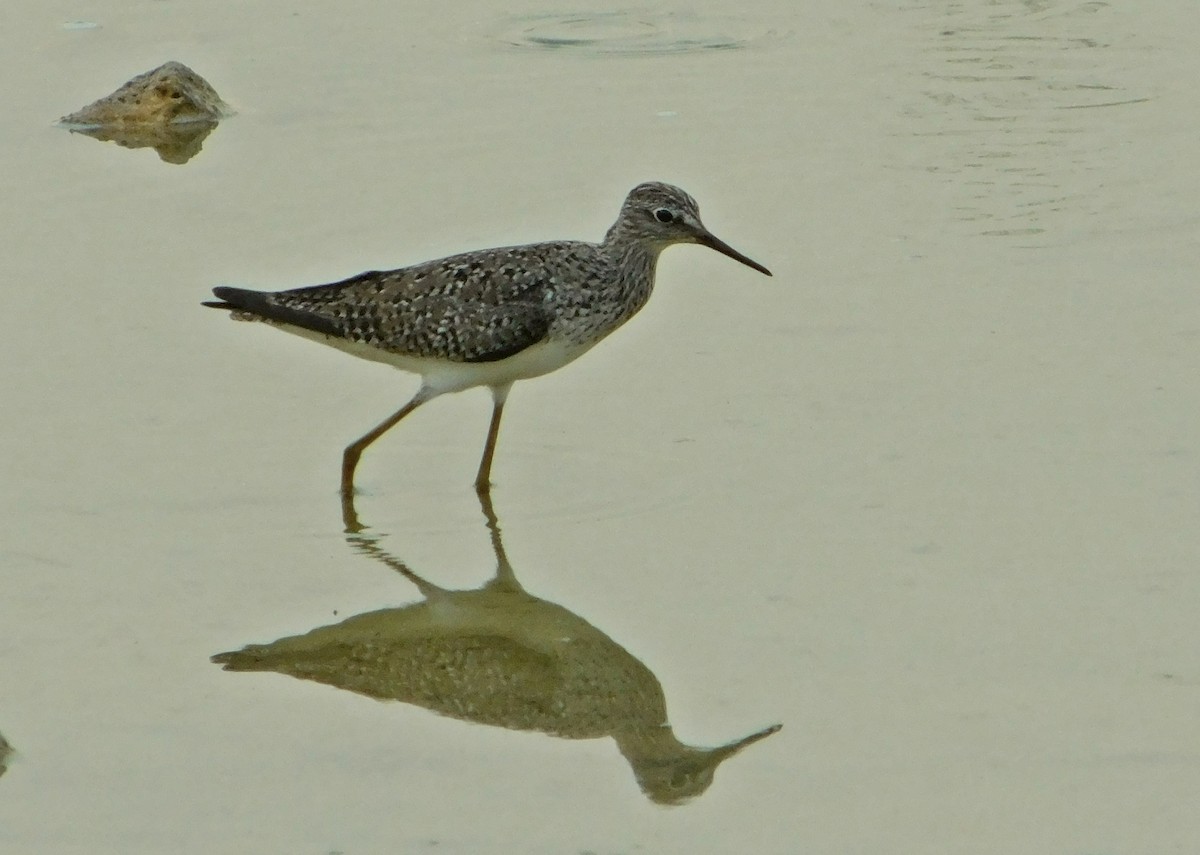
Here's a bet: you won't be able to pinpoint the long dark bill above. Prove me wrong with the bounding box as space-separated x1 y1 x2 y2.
709 722 783 762
697 231 772 276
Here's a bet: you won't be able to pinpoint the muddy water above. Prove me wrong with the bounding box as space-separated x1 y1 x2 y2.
2 1 1199 853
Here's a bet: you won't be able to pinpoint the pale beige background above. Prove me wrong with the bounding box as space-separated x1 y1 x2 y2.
2 1 1198 853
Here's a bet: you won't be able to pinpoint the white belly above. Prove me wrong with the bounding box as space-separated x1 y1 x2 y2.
266 321 596 394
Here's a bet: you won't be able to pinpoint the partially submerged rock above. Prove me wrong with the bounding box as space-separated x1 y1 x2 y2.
61 61 229 127
59 62 230 163
0 731 12 778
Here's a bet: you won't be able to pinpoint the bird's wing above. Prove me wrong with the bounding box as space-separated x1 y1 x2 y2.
373 294 553 363
206 241 600 362
207 286 552 363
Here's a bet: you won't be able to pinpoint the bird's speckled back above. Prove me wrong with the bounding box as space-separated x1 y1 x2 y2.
216 182 730 364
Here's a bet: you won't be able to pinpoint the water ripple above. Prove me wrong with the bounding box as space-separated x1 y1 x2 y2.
490 10 773 56
881 0 1153 245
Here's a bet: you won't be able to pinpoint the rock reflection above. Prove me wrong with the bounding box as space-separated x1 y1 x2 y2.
213 493 780 805
62 120 219 165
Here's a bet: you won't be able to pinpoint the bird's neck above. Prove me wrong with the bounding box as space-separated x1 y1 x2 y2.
605 236 661 315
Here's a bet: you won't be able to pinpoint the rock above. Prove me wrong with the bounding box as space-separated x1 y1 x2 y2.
60 61 230 127
59 61 230 163
0 731 12 778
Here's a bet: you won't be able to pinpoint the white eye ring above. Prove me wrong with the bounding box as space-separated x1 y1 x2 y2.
654 208 675 224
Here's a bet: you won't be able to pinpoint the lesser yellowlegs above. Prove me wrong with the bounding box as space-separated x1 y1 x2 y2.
204 182 771 494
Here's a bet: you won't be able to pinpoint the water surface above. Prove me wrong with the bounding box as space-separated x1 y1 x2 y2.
2 1 1199 853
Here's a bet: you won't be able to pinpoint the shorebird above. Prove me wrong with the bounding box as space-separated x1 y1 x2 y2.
203 182 771 495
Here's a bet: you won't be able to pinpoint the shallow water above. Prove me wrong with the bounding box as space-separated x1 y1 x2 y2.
2 1 1199 853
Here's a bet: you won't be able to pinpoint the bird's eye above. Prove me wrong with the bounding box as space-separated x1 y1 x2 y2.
654 208 675 224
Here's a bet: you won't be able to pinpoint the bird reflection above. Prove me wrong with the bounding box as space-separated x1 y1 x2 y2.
213 492 780 804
